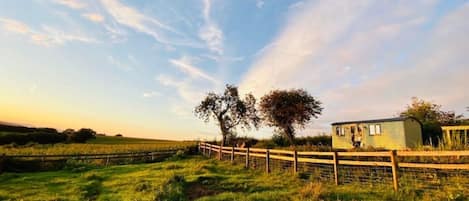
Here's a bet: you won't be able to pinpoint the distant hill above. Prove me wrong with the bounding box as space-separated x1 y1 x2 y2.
0 121 24 127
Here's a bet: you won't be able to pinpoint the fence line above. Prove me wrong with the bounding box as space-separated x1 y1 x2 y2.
0 149 185 173
198 142 469 192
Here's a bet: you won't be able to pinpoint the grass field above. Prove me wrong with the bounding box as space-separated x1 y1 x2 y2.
0 136 196 155
87 136 174 144
0 155 463 201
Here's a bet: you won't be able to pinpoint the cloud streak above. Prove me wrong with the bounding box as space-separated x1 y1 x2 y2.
100 0 200 47
199 0 224 55
0 18 97 47
82 13 105 23
52 0 87 9
169 56 218 84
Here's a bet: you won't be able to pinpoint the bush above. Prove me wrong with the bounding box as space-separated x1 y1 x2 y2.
69 128 96 143
0 132 68 145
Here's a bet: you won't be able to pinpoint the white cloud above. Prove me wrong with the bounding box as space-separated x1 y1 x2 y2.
240 0 467 134
155 74 206 104
100 0 199 47
169 56 218 84
240 0 373 96
199 0 224 55
142 91 161 98
82 13 105 23
0 18 30 34
107 55 133 71
52 0 87 9
0 18 97 47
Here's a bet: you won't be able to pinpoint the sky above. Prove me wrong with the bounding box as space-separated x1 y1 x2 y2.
0 0 468 140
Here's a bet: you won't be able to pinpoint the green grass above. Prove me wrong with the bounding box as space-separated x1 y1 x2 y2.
1 156 465 201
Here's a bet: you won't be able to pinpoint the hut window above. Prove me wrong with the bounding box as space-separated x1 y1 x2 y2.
369 124 382 135
351 126 355 134
336 126 345 136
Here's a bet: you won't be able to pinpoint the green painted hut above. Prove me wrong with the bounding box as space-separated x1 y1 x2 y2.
331 117 422 149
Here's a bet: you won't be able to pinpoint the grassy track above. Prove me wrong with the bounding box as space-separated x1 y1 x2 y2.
0 155 463 201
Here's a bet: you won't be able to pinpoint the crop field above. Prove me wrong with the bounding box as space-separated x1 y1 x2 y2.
0 136 196 155
1 155 464 201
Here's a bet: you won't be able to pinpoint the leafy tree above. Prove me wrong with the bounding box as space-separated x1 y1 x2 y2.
259 89 323 145
70 128 96 143
194 84 260 147
400 97 464 145
62 128 75 135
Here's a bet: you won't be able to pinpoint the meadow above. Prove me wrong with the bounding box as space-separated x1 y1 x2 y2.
0 155 459 201
0 136 196 155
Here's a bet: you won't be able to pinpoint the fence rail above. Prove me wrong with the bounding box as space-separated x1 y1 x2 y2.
198 142 469 192
0 149 184 173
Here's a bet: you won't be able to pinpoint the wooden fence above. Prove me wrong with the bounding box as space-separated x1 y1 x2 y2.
198 142 469 192
0 149 182 173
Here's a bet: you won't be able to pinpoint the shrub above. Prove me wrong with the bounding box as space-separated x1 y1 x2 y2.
0 132 67 145
69 128 96 143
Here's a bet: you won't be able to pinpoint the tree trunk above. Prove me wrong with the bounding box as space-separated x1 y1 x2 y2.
284 126 296 146
218 116 228 147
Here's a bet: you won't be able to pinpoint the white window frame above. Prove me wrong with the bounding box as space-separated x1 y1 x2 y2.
369 124 382 136
375 124 381 135
369 124 375 135
341 127 345 136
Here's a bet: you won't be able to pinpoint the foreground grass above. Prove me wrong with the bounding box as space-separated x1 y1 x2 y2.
0 156 466 201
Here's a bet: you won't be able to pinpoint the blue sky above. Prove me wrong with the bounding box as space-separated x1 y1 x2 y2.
0 0 468 140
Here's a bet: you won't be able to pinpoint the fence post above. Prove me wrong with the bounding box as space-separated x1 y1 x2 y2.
333 151 339 185
266 149 270 174
151 152 155 161
201 143 205 156
0 154 5 174
245 147 250 168
218 145 223 160
293 150 298 174
208 145 212 157
390 150 399 192
106 155 110 166
231 146 235 164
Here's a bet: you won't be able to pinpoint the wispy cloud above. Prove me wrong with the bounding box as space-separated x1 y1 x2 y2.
199 0 224 55
0 18 97 47
100 0 199 47
82 13 105 23
52 0 87 9
107 55 134 71
169 56 218 84
142 91 161 98
0 18 30 34
155 74 206 104
240 0 467 134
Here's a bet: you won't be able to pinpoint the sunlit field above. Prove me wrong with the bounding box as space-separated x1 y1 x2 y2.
0 136 196 155
0 155 465 201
